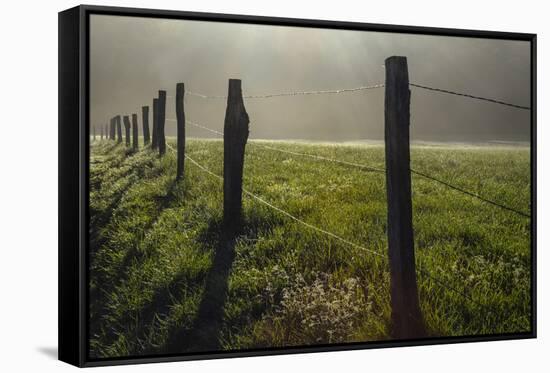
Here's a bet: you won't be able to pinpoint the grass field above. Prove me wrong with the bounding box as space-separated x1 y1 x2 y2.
88 138 531 358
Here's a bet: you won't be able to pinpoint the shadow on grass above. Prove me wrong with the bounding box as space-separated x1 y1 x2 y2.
158 212 281 355
162 230 237 354
89 152 156 255
90 186 279 357
117 179 181 271
89 178 182 345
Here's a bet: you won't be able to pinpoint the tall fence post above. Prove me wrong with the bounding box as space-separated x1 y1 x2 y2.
113 117 117 140
116 115 122 143
142 105 150 145
176 83 186 181
223 79 249 236
384 56 425 339
123 115 131 146
109 118 115 140
158 90 167 156
152 98 159 150
132 113 139 151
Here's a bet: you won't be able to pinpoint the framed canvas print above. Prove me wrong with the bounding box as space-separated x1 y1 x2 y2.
58 5 536 367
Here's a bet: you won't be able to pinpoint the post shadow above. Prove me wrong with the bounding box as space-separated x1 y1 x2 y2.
162 230 237 354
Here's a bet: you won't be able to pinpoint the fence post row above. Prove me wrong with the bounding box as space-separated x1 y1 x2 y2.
152 98 159 150
223 79 250 236
158 90 167 156
132 113 139 151
116 115 122 143
384 56 425 339
176 83 186 181
123 115 131 146
142 106 150 145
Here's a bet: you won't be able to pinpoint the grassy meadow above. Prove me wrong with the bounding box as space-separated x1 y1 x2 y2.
88 138 531 358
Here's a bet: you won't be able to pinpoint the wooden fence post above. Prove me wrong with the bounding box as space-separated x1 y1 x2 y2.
113 117 117 140
152 98 159 150
223 79 249 236
158 90 167 156
116 115 122 143
176 83 186 181
132 113 139 151
142 105 150 145
123 115 131 146
109 118 114 140
93 126 96 141
384 56 425 339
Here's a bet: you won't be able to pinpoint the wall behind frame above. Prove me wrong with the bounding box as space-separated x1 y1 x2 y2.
0 0 547 372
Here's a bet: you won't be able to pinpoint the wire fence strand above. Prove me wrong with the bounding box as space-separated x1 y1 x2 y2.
167 118 224 136
168 82 528 111
252 143 386 173
410 169 530 218
416 262 487 309
166 143 385 259
165 142 494 311
410 83 531 110
184 84 385 100
171 119 530 219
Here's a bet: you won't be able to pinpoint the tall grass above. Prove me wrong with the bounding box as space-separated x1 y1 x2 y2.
88 138 531 358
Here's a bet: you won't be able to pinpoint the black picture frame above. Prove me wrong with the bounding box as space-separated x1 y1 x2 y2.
59 4 537 367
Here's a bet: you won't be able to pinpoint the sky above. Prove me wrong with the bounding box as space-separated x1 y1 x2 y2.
89 14 531 143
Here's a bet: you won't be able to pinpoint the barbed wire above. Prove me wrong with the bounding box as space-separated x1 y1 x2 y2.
182 119 385 172
186 91 227 99
166 142 504 316
183 84 385 100
243 84 386 99
253 143 386 173
410 83 530 110
166 82 528 111
171 119 530 219
410 169 530 218
166 143 386 259
167 118 224 136
416 261 487 309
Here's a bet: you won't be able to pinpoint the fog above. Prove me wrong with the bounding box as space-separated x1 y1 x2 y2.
90 15 531 142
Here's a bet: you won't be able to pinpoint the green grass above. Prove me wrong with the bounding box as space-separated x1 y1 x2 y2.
88 138 531 358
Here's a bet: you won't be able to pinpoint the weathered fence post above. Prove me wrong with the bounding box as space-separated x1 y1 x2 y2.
109 118 115 140
123 115 131 146
223 79 250 236
132 113 139 151
93 126 96 141
176 83 186 181
112 117 117 140
152 98 159 150
116 115 122 143
384 56 425 339
158 90 167 156
142 105 150 145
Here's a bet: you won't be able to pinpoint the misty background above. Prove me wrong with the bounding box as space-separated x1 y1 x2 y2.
89 15 531 143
